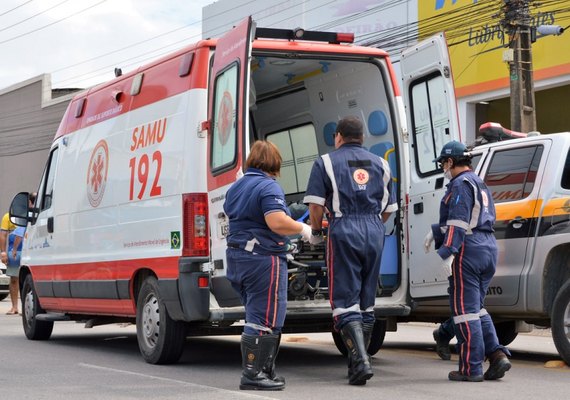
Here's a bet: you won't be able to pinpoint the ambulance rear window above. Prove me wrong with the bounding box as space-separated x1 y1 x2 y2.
267 123 318 199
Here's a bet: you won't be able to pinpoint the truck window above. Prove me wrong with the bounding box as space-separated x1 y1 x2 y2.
409 73 452 177
562 149 570 190
484 145 543 203
211 63 238 172
267 124 318 200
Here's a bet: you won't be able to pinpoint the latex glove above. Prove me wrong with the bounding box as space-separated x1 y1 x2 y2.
299 223 312 242
424 229 434 253
441 255 455 277
309 234 324 245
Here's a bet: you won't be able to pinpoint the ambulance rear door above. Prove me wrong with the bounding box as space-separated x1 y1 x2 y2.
400 33 462 299
206 16 254 306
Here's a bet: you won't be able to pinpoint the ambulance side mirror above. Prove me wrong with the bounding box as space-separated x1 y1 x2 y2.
9 192 31 227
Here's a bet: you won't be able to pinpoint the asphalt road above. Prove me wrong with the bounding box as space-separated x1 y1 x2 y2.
0 298 568 400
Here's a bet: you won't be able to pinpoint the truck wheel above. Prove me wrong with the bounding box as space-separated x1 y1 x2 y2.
136 276 186 364
0 293 8 301
551 280 570 365
21 274 53 340
332 320 387 357
494 321 518 346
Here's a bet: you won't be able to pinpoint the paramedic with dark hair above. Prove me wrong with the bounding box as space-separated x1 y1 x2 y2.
224 140 312 391
425 140 512 382
303 116 397 385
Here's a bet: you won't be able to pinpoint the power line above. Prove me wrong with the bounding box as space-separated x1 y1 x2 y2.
0 0 34 17
0 0 71 34
0 0 108 45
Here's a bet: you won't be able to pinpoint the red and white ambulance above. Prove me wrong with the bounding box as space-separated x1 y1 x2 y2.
10 17 462 364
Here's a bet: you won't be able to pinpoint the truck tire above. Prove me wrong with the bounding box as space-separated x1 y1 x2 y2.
21 274 53 340
136 276 186 364
0 293 8 301
551 280 570 365
494 321 518 346
332 320 387 357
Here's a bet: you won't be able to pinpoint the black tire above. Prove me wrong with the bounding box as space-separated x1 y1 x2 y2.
494 321 518 346
21 274 53 340
0 293 8 302
551 280 570 365
332 320 387 357
136 276 186 364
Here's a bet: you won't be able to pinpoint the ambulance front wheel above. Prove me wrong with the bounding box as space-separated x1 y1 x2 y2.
21 273 53 340
136 276 186 364
551 279 570 366
332 319 387 357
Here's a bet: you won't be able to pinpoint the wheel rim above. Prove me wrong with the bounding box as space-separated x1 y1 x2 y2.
141 294 160 349
24 289 34 327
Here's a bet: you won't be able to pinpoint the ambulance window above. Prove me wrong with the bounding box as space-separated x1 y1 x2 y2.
267 124 318 199
211 63 238 171
409 73 452 176
562 150 570 190
484 145 543 203
41 147 59 211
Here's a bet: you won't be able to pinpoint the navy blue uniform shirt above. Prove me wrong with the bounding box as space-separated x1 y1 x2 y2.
303 143 397 218
224 167 292 255
432 169 496 259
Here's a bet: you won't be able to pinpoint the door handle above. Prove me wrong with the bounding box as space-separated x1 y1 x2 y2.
47 217 54 233
510 216 527 229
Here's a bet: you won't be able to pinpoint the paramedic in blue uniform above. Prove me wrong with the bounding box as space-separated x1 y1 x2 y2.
425 140 512 382
224 140 312 391
303 116 397 385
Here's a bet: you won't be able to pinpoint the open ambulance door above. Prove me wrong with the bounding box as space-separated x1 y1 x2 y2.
400 33 461 299
206 16 255 306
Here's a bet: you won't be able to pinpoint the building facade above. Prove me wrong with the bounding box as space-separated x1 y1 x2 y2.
0 75 78 213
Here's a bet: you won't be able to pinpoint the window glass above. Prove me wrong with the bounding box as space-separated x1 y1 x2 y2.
484 145 543 203
267 124 318 197
42 147 59 211
562 149 570 190
410 74 451 176
471 154 482 172
211 63 238 170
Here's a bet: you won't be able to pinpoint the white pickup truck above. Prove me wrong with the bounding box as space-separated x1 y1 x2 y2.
406 129 570 365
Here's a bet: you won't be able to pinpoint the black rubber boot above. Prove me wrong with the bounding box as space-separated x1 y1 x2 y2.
362 321 374 350
340 321 373 385
484 349 511 380
261 334 285 384
433 328 452 360
240 334 285 391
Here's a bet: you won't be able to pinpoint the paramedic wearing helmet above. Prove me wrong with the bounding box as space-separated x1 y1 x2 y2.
304 116 397 385
224 140 312 391
425 140 512 382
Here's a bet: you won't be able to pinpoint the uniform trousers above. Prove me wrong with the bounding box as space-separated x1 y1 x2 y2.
328 215 385 331
226 247 287 335
450 232 505 376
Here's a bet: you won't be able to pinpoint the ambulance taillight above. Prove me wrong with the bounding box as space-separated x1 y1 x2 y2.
182 193 209 257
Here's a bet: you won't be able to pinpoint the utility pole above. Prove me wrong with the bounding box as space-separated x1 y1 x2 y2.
503 0 536 133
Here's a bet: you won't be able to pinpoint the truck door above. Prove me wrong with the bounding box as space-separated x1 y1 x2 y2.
478 140 549 306
206 16 254 305
400 33 462 299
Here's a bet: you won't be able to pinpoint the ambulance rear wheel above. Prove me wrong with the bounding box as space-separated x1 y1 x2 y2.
332 320 387 357
551 280 570 365
21 274 53 340
136 276 186 364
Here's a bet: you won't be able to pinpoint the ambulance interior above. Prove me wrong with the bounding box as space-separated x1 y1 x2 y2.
247 54 400 299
